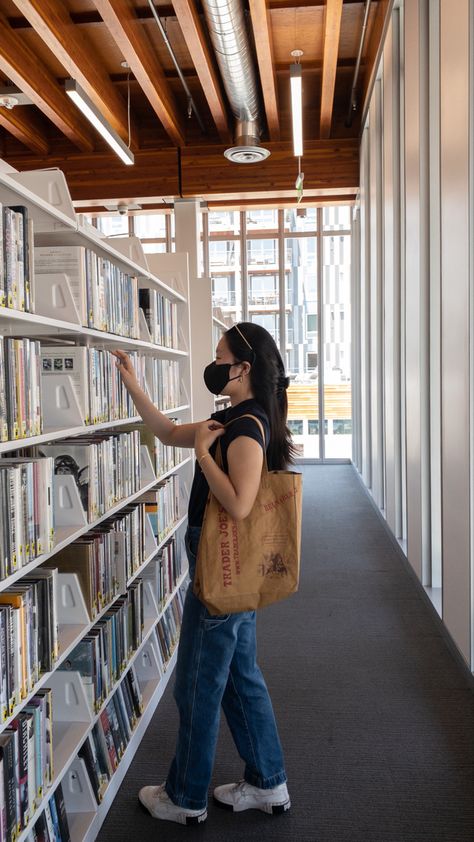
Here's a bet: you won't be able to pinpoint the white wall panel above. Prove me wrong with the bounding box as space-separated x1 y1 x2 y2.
440 0 471 663
428 0 442 590
404 0 430 583
383 12 402 538
359 127 372 487
369 81 385 509
351 208 362 471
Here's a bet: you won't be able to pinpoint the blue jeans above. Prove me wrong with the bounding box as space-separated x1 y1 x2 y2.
165 525 287 810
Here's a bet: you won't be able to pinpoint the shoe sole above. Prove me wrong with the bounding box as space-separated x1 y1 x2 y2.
139 798 207 825
213 796 291 815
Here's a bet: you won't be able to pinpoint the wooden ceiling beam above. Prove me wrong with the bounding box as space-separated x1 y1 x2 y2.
171 0 231 143
249 0 280 140
4 139 358 202
0 12 93 151
7 0 365 28
93 0 186 147
320 0 343 139
181 139 358 200
11 0 133 145
0 105 49 155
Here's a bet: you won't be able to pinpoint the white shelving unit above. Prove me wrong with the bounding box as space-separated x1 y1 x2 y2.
0 169 194 841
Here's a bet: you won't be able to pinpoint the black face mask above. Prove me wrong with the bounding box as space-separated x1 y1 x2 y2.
203 361 243 395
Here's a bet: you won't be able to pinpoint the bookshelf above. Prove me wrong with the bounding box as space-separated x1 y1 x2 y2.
0 169 194 842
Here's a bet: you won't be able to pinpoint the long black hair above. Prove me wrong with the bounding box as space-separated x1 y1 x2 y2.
225 322 297 469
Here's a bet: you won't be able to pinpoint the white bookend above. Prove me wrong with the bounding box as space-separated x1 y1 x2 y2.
138 308 152 343
140 444 156 484
48 671 92 724
57 573 90 626
8 169 76 224
104 236 148 274
178 321 189 352
62 757 98 814
134 633 162 681
180 377 190 408
41 373 85 429
142 579 159 621
34 273 82 325
53 474 88 528
144 515 158 558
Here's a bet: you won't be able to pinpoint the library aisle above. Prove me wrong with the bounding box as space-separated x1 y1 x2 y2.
97 464 474 842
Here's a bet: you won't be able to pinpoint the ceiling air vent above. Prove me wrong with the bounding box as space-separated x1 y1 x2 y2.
224 120 270 165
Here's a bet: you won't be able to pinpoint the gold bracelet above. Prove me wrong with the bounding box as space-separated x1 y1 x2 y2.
198 452 211 467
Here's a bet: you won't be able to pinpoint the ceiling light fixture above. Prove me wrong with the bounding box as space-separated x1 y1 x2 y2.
65 79 134 166
0 95 19 109
290 50 304 158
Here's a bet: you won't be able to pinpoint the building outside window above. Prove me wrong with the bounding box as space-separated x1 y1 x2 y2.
206 207 352 460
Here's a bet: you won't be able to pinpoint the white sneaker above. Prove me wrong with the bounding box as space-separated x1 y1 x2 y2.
138 784 207 825
213 780 291 815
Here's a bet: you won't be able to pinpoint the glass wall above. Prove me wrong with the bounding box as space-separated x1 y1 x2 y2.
206 206 352 460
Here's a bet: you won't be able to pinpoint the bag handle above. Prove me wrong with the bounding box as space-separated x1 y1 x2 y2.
215 413 268 472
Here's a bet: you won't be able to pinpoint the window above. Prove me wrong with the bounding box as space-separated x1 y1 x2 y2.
307 314 317 334
97 215 129 236
247 239 278 265
209 241 236 266
288 419 303 435
209 211 239 233
308 419 329 435
246 209 278 231
212 275 235 307
205 206 352 460
284 207 317 232
134 214 167 238
142 242 167 254
333 419 352 435
250 313 279 343
248 273 278 306
323 206 351 231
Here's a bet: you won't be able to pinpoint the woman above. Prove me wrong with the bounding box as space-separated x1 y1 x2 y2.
112 321 296 826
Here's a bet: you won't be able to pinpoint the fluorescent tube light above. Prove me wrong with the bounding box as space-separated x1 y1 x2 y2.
290 63 303 158
65 79 134 166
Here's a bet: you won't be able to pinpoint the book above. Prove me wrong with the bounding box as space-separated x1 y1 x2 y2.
0 731 17 842
47 793 61 842
99 709 118 772
53 783 70 842
10 713 29 829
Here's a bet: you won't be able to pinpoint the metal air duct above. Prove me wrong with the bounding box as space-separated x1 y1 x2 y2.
201 0 270 163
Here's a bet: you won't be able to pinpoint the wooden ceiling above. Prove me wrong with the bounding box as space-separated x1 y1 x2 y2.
0 0 392 208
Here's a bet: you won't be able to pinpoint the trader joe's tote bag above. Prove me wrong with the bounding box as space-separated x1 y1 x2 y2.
194 414 302 614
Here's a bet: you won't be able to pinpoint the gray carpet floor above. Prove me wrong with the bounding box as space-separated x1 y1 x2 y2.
97 464 474 842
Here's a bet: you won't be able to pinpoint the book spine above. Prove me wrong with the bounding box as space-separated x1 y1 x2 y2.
53 784 71 842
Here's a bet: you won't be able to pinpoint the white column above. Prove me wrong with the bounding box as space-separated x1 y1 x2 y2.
440 0 471 665
404 0 430 584
369 78 384 510
383 10 402 538
174 199 214 421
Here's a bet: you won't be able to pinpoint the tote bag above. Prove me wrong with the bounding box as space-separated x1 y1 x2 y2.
194 414 302 614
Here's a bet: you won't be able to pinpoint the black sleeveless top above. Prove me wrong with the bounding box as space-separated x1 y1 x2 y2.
187 398 270 528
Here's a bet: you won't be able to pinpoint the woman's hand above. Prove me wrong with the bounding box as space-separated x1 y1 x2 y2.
194 419 225 459
111 350 139 392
